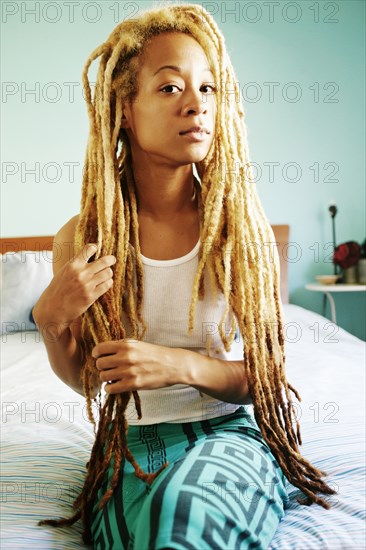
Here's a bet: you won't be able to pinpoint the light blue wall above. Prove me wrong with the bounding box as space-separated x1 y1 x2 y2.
2 1 365 339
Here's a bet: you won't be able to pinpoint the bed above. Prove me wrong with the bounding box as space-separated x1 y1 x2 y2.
1 227 365 549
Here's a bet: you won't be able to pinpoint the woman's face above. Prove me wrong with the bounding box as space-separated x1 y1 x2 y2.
122 32 216 166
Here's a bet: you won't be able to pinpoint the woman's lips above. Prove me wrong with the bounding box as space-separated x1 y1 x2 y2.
180 130 208 141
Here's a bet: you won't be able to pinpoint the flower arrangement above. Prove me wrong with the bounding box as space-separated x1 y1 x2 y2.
359 239 366 284
333 241 362 269
361 238 366 259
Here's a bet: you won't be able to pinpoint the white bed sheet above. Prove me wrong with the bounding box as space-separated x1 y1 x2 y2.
270 304 365 549
1 304 365 549
1 330 95 548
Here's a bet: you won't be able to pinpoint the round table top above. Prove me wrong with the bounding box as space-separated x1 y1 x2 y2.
305 283 366 292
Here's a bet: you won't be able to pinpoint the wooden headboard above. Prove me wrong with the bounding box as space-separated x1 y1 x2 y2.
270 225 290 304
0 236 54 254
0 225 290 303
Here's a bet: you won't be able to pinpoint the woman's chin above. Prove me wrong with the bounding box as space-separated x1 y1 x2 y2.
175 150 211 165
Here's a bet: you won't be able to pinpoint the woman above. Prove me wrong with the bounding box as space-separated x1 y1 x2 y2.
34 3 336 548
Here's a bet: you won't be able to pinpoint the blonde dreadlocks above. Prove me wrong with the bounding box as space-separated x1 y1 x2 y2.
39 1 336 544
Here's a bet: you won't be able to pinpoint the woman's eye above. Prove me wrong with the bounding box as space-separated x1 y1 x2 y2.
201 84 217 94
160 84 181 94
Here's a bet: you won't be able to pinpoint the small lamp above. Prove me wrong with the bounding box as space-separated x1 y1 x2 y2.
328 200 338 275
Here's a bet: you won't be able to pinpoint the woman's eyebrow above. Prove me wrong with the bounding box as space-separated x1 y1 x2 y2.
152 65 214 77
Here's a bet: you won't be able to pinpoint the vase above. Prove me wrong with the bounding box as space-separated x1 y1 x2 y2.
358 259 366 284
341 265 358 284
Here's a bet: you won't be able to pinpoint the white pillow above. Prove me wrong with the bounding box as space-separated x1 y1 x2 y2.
0 251 54 334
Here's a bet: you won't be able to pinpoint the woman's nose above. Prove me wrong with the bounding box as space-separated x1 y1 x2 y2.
182 88 208 116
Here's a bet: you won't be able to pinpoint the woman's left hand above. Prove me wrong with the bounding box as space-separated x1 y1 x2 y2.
92 339 185 394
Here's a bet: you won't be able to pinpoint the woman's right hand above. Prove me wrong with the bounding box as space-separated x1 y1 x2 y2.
33 242 116 332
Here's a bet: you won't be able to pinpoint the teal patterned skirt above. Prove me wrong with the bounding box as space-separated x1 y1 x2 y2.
90 406 289 549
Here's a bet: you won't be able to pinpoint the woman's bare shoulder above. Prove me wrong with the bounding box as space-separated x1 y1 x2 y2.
55 214 80 242
53 214 80 272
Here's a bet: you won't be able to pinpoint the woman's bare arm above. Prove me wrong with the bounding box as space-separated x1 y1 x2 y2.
91 337 253 405
182 351 252 405
32 215 114 397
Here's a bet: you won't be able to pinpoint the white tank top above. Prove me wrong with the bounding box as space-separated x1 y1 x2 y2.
123 238 245 425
